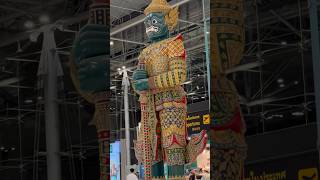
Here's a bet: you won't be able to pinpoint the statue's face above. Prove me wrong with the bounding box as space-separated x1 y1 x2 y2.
144 12 169 41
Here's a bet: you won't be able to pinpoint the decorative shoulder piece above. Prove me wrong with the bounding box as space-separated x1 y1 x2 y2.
165 6 179 31
166 34 185 58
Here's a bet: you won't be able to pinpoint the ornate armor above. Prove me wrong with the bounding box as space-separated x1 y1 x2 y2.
211 0 247 179
132 0 207 179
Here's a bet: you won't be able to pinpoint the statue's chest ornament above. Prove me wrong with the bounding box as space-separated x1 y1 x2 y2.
144 41 170 76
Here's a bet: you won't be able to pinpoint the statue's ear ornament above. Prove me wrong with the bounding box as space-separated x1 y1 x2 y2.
165 6 179 31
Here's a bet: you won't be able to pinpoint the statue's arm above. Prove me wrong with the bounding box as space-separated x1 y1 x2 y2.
132 55 148 93
149 36 187 89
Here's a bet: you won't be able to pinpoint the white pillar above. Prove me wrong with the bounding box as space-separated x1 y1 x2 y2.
122 69 131 166
39 26 62 180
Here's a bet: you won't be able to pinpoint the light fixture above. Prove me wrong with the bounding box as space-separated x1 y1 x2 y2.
292 112 304 116
277 78 284 83
110 41 114 46
16 41 22 53
281 41 287 45
122 66 126 69
117 68 121 71
39 14 50 24
182 80 192 85
294 81 299 85
24 20 35 29
279 84 285 88
24 99 33 104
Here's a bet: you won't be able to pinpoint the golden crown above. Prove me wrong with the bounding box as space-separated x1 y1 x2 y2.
144 0 171 15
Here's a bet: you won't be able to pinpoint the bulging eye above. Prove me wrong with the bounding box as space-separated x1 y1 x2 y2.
152 19 157 24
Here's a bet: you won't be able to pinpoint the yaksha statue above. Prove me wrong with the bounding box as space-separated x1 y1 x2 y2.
132 0 207 179
211 0 247 179
70 0 110 179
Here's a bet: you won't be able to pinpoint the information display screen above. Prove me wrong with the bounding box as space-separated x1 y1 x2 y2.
110 141 121 180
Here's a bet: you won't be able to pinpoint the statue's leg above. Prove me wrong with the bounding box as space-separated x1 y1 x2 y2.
151 161 165 180
211 77 247 180
159 106 186 180
151 118 165 180
211 0 247 179
94 92 111 180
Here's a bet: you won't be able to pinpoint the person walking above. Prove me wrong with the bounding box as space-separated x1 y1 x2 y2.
126 168 138 180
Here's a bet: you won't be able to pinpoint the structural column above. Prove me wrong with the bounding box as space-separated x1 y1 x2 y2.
308 0 320 165
38 26 63 180
121 68 131 166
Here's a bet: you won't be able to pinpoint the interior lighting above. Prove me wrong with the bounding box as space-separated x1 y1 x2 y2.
24 20 35 29
292 112 304 116
110 41 114 46
39 14 50 24
24 99 33 104
277 78 284 83
182 80 192 85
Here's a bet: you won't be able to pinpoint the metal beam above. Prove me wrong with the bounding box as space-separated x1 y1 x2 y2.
226 61 263 74
0 0 64 23
247 98 275 107
0 0 65 48
6 57 38 62
0 78 20 86
111 37 146 45
2 0 39 5
0 5 29 14
269 10 300 37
